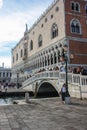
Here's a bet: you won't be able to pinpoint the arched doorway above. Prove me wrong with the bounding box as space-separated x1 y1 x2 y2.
37 82 59 98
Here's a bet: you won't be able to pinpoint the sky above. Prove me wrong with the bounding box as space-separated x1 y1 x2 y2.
0 0 54 68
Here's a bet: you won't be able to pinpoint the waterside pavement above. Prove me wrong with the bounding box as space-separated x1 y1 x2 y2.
0 97 87 130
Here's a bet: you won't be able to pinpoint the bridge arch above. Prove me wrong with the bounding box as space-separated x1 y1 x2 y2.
36 80 59 98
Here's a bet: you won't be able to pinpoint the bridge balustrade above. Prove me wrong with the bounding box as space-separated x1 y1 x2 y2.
81 76 87 86
67 73 72 83
22 71 59 87
21 70 87 88
72 74 80 85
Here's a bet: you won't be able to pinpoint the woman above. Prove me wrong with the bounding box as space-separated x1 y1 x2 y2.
61 83 66 103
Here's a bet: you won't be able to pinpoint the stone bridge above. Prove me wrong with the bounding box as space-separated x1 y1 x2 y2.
21 71 87 99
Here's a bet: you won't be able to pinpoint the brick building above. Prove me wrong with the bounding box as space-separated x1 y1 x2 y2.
65 0 87 64
11 0 87 83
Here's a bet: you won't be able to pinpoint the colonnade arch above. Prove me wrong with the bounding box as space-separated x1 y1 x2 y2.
27 43 63 71
12 39 69 75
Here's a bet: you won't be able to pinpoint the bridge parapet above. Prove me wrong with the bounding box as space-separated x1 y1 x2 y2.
22 71 87 87
22 71 59 88
21 70 87 99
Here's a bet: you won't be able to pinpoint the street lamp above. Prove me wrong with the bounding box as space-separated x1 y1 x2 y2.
59 43 71 104
59 41 74 104
63 45 70 97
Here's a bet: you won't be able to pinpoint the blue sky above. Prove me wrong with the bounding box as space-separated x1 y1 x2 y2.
0 0 53 67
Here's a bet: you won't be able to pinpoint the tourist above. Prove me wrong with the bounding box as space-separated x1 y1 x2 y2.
60 83 66 104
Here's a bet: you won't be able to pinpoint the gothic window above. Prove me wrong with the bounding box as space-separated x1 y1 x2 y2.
38 34 43 47
51 23 58 39
70 19 81 34
41 24 43 28
55 6 59 12
76 23 80 33
85 5 87 14
30 40 33 50
51 14 53 19
45 18 47 22
71 1 80 12
76 3 80 12
71 23 75 32
71 1 75 10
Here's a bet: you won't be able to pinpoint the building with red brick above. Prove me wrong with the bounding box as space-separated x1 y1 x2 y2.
65 0 87 64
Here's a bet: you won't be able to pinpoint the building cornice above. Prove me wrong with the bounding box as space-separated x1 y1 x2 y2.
65 12 87 18
67 36 87 42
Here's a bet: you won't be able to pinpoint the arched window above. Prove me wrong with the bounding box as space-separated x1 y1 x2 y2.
70 19 81 34
51 23 58 39
71 23 75 32
71 1 80 12
76 2 80 12
71 1 75 10
30 40 33 50
76 23 80 33
85 5 87 14
38 34 43 47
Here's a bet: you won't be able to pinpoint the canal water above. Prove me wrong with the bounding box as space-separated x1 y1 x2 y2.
0 91 59 105
0 97 25 105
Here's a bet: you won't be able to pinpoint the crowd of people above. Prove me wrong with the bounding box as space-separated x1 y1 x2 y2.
0 82 20 92
60 66 87 75
25 65 87 81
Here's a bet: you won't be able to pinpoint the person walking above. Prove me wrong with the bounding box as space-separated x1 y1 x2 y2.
60 83 66 104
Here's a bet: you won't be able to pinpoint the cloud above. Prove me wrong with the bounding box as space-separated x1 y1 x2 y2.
0 6 45 43
0 0 53 67
0 0 53 43
0 0 3 9
0 6 46 67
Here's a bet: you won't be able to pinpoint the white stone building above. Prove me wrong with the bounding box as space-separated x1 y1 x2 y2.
11 0 87 88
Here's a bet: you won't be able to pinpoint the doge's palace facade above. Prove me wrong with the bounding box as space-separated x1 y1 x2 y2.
11 0 87 83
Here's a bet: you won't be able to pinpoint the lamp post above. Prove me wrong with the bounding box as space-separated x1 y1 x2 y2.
63 45 70 97
59 43 71 104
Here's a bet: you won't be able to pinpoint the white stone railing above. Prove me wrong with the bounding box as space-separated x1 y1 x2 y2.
22 71 59 88
22 70 87 88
